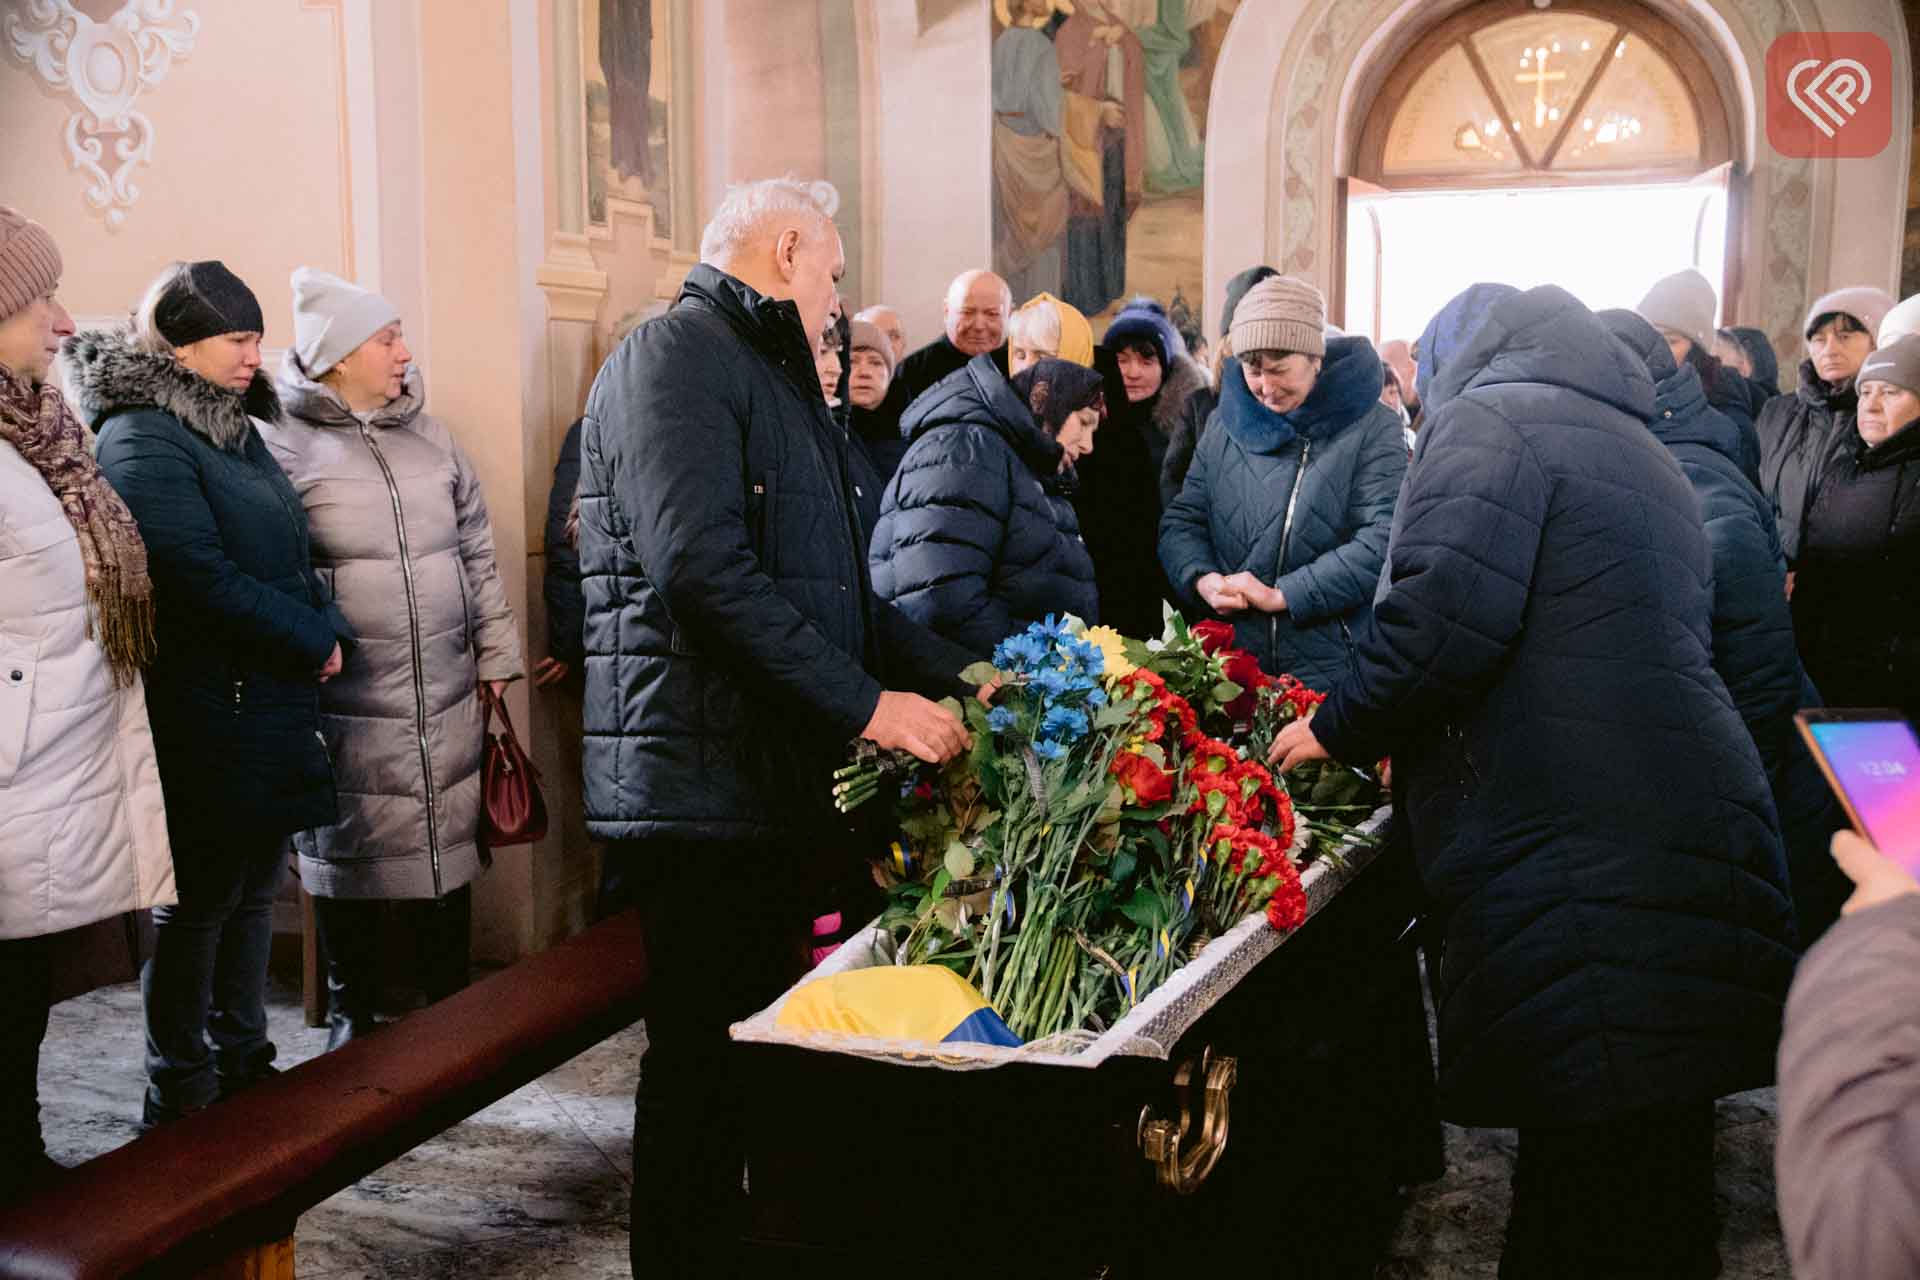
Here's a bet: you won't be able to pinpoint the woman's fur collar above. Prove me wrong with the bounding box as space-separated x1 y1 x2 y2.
1148 355 1209 437
65 328 279 453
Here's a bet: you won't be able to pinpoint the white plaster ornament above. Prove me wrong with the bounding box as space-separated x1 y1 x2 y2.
5 0 200 229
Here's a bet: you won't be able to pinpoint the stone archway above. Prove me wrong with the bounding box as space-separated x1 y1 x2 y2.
1203 0 1911 361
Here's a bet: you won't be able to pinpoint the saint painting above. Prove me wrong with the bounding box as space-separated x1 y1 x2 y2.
583 0 672 237
991 0 1235 326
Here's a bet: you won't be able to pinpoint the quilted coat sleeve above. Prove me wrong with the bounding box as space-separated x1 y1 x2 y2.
448 434 526 682
1697 473 1800 775
1274 407 1408 626
1157 421 1222 608
598 331 883 742
872 603 983 700
1778 894 1920 1279
95 415 338 668
1311 399 1550 766
543 419 586 665
871 427 1017 657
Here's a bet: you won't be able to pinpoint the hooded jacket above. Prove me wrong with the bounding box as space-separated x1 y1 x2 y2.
1312 286 1795 1127
1076 351 1210 640
0 431 175 939
870 355 1098 657
577 265 975 848
1603 310 1849 943
1790 415 1920 718
71 330 349 841
1158 336 1406 692
1758 360 1858 562
261 359 523 900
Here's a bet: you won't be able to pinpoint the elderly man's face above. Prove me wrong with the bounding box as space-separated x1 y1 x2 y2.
861 307 907 363
946 278 1009 356
789 223 847 347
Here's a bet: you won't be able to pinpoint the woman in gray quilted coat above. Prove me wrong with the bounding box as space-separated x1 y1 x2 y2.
262 268 523 1049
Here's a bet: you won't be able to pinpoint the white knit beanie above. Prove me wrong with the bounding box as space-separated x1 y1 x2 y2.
1878 293 1920 347
290 267 400 377
1636 268 1717 351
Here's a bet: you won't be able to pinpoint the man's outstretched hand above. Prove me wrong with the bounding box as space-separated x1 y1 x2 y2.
863 691 970 763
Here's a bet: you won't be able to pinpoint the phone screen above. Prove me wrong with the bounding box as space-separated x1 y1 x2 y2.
1805 719 1920 871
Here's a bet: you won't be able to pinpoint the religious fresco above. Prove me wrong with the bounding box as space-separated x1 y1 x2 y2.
990 0 1240 332
583 0 672 238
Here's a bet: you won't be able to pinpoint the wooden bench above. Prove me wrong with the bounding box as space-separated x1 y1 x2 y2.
0 910 649 1279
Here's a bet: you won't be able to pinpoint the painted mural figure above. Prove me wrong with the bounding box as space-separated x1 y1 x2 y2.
991 0 1072 302
1056 3 1148 316
600 0 654 188
1107 0 1210 193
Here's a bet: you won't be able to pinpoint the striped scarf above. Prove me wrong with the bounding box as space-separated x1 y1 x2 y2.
0 362 156 684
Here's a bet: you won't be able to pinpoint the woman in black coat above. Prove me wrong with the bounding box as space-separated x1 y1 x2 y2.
1791 334 1920 719
1603 309 1848 944
1274 284 1795 1280
72 262 351 1125
871 356 1103 657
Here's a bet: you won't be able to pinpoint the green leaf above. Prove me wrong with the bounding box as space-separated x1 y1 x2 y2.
1211 680 1243 706
967 806 1001 836
1120 887 1163 930
1111 848 1137 884
943 840 975 879
963 698 990 735
937 696 965 722
1140 741 1167 768
1094 701 1134 730
928 867 952 903
960 660 1002 688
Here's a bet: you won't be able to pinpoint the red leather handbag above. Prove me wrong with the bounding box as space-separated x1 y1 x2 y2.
481 690 548 846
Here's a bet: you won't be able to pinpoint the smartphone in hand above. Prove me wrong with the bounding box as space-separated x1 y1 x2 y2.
1796 709 1920 873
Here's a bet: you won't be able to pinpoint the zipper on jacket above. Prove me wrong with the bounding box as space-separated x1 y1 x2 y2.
357 424 443 895
1270 438 1312 663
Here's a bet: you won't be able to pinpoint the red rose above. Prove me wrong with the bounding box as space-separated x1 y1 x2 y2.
1110 750 1174 807
1191 620 1236 655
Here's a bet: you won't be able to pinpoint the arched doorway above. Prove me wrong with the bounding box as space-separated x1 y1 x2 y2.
1341 0 1742 344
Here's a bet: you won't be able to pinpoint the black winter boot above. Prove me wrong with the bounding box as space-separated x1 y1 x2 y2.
415 885 473 1005
314 895 384 1051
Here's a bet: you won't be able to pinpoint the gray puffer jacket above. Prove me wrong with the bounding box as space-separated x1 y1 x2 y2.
261 358 522 900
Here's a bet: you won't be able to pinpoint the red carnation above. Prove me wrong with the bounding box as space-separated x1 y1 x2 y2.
1265 868 1308 932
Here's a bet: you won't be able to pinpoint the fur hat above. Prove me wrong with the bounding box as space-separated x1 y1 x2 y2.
1636 268 1718 351
0 207 60 323
1231 275 1327 360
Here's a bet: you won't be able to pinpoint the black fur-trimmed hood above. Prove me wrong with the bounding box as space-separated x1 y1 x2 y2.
65 328 279 452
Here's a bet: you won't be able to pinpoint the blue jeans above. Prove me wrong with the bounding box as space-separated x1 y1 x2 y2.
141 833 286 1112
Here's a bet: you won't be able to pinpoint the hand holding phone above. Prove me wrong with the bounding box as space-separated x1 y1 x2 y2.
1795 710 1920 878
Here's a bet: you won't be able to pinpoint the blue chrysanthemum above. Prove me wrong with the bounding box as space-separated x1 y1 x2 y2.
1031 739 1067 761
1029 665 1071 699
1040 705 1088 742
986 705 1017 734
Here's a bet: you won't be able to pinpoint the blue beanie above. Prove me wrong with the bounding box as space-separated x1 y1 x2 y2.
1104 297 1185 369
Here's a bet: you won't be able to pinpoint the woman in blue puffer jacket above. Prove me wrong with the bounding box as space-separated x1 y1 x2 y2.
1603 308 1848 946
870 356 1104 657
1157 275 1406 692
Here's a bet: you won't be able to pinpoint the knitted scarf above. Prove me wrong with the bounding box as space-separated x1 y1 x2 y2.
0 363 156 683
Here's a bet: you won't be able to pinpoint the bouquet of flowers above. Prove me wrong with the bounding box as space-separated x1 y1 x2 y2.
831 615 1316 1043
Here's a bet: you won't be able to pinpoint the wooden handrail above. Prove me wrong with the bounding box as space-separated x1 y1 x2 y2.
0 910 649 1280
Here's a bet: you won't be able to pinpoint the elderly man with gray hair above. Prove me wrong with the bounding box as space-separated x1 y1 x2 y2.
884 268 1014 417
577 177 983 1274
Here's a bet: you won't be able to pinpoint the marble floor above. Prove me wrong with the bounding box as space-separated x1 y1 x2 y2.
36 975 1790 1278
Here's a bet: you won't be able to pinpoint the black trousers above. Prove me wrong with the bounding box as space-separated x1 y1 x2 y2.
622 839 815 1279
1501 1100 1720 1280
0 933 53 1199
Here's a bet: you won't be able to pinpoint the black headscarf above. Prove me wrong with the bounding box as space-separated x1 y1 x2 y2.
1011 358 1106 437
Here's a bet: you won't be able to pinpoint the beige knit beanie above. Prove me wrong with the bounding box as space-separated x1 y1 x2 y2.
0 208 62 323
1858 334 1920 396
1230 275 1326 360
1636 268 1717 351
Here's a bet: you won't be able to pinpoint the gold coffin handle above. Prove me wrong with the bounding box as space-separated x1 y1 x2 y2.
1137 1048 1239 1195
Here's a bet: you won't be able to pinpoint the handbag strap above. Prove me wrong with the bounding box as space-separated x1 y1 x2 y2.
481 685 525 750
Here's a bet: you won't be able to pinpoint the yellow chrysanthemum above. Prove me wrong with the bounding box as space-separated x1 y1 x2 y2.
1081 625 1136 680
